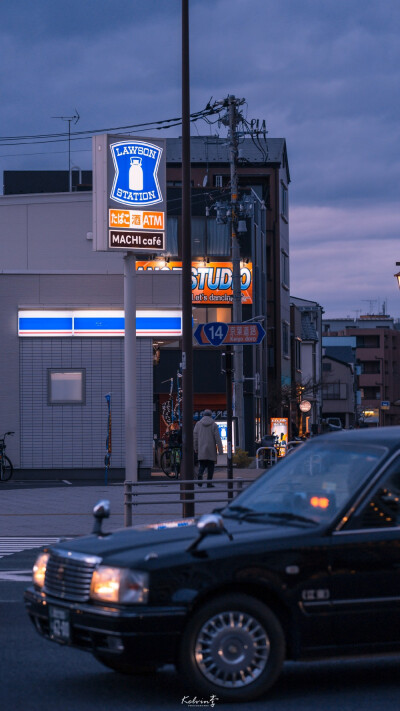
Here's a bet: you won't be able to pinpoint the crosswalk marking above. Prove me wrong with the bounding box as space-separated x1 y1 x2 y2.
0 569 32 582
0 537 64 559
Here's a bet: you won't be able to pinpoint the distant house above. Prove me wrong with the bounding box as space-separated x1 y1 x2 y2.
291 297 323 435
322 355 356 428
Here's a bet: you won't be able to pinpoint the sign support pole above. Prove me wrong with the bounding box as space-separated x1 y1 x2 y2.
225 346 234 499
124 252 137 482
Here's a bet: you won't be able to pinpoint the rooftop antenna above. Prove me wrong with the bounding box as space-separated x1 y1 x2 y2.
361 299 377 315
52 110 80 192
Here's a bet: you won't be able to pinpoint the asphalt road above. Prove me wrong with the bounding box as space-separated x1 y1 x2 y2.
1 547 400 711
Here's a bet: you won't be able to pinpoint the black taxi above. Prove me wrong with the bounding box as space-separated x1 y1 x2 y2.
25 428 400 702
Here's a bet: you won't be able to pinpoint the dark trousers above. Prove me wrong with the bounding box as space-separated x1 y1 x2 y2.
198 459 215 482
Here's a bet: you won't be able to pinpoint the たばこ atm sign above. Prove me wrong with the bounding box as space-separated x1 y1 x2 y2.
92 134 166 252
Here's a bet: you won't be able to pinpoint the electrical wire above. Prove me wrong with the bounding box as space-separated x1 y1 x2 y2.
0 105 220 148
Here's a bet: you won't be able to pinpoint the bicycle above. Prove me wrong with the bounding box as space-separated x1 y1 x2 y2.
0 431 15 482
160 444 181 479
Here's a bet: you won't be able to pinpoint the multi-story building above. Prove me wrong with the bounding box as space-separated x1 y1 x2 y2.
0 135 291 478
322 315 400 426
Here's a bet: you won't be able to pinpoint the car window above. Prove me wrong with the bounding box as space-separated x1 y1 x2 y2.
223 440 385 525
347 456 400 529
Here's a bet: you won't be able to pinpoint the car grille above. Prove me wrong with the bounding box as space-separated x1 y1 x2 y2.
44 549 102 602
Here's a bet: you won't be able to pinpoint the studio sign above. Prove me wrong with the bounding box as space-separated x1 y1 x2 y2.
110 140 163 207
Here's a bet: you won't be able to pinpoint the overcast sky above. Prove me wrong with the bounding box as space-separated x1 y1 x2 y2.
1 0 400 319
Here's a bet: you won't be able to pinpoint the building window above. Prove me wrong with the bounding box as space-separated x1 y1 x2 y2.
295 338 301 371
280 182 288 220
360 360 380 374
322 383 340 399
356 335 380 348
214 175 224 187
48 369 86 405
282 322 289 358
322 382 347 400
281 250 289 288
361 386 381 400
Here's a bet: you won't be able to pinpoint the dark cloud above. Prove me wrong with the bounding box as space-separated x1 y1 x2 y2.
1 0 399 316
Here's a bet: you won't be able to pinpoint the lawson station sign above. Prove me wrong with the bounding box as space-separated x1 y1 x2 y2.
92 134 166 252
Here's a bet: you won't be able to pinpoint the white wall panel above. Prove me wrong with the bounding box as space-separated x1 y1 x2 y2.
19 337 153 471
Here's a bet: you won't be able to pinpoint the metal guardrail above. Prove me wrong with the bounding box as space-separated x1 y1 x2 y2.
256 440 305 467
124 477 258 527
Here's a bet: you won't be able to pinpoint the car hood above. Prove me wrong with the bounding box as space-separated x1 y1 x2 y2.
50 516 318 568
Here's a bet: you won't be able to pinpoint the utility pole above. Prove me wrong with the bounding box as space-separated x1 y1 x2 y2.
227 95 245 450
181 0 194 516
210 96 267 452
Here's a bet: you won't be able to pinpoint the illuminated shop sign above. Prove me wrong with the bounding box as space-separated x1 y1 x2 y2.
110 140 163 207
18 310 182 338
216 420 236 455
92 134 166 252
136 260 253 305
270 417 289 457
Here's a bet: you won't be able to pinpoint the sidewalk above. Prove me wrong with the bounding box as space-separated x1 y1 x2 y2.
0 467 260 538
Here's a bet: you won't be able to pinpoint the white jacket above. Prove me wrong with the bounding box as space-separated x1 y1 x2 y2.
193 416 223 462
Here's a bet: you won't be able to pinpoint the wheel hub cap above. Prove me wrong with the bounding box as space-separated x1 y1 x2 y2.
195 610 270 688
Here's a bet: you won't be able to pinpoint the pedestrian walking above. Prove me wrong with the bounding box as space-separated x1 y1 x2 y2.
193 410 223 488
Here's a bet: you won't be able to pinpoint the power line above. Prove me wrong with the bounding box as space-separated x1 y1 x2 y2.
0 104 219 148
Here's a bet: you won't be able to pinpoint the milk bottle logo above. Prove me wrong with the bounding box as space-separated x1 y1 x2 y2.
129 158 143 191
110 140 163 207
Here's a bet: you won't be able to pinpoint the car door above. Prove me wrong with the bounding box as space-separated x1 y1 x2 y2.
328 454 400 649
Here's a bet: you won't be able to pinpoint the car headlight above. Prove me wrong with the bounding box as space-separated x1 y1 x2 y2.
32 552 50 588
90 566 149 604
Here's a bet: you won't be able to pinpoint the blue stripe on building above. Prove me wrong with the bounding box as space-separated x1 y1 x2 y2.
19 317 73 333
19 315 182 336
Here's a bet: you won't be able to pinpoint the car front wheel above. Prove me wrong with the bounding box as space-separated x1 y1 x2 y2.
179 593 285 702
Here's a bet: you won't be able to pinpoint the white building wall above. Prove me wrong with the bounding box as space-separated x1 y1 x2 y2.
0 192 181 475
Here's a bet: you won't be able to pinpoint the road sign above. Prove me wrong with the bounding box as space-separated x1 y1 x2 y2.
381 401 390 410
194 321 266 346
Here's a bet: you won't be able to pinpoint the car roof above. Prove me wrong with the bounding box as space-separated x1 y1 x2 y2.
315 426 400 451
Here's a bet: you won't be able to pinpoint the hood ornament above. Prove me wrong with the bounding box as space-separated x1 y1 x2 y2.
92 500 111 536
187 513 233 553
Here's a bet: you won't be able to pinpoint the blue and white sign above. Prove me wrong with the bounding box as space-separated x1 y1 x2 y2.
194 321 266 346
18 310 182 338
110 140 163 208
92 134 166 251
203 322 228 346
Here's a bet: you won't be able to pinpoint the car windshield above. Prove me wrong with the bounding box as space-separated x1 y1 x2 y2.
223 440 386 525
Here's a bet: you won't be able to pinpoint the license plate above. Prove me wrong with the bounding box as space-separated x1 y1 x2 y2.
49 606 70 642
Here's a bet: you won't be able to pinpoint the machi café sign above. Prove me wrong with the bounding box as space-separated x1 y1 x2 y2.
92 134 166 252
